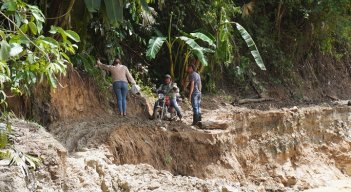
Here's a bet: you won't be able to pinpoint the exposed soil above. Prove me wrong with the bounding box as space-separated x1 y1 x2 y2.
41 96 351 191
0 120 243 192
3 91 351 191
3 58 351 191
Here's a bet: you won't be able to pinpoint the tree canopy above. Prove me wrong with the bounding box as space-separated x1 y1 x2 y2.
0 0 350 102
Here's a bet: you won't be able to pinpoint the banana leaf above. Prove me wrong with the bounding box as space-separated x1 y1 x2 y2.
178 36 209 66
84 0 101 12
190 32 216 48
104 0 124 25
146 37 166 59
234 22 266 70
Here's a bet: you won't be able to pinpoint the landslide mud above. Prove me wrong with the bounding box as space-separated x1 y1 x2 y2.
106 104 351 191
47 94 351 191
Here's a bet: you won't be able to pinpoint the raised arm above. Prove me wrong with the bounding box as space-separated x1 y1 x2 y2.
96 59 112 71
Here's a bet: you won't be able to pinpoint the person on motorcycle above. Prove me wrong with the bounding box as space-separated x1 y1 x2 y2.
152 74 183 120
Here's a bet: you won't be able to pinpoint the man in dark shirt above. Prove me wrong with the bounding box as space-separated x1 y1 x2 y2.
187 64 202 126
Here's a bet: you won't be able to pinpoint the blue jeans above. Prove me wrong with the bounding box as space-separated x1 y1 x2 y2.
170 98 182 117
113 81 128 114
153 98 182 117
191 92 201 117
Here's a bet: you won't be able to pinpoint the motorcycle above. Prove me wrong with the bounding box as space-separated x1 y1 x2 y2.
154 91 180 121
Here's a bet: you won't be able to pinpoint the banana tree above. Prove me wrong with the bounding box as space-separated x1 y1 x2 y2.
146 14 215 79
146 33 214 78
216 8 266 71
219 21 266 71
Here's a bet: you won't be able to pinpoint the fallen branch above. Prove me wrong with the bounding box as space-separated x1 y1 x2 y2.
237 97 274 105
325 94 339 101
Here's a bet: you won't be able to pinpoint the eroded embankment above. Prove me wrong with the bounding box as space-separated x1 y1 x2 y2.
43 101 351 191
0 120 241 192
106 104 351 191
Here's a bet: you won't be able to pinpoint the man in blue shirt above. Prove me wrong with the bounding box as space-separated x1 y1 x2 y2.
187 64 202 126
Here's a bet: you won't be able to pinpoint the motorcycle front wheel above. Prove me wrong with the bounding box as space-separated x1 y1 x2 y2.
154 108 163 120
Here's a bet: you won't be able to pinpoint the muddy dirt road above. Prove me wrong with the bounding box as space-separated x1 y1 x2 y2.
2 98 351 191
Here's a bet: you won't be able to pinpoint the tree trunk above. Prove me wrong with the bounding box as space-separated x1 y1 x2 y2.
169 48 174 78
59 0 76 28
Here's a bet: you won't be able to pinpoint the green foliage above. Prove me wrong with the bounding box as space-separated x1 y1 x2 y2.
83 0 123 24
241 0 351 75
216 8 234 66
104 0 124 25
5 0 349 96
147 1 265 92
234 22 266 71
0 0 80 105
0 113 13 150
71 52 111 93
210 6 266 72
146 25 215 75
50 26 80 43
177 36 212 66
146 37 166 59
8 147 42 176
83 0 154 26
235 56 251 80
0 150 10 159
84 0 102 12
190 32 216 48
0 128 8 148
0 113 42 177
81 0 150 64
0 114 11 149
164 154 173 165
130 65 154 96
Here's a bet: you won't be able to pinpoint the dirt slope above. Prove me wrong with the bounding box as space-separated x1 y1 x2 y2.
103 103 351 191
2 99 351 191
0 120 242 192
3 67 351 191
39 98 351 191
